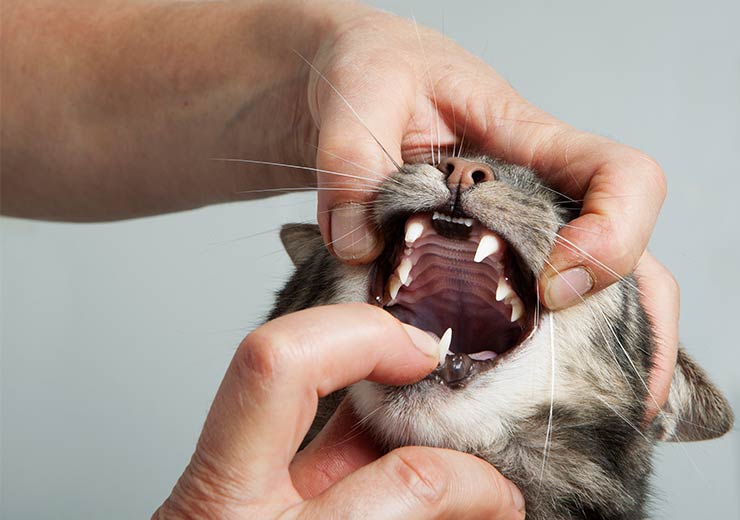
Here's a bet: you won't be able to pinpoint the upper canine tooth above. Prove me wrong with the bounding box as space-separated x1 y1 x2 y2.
438 327 453 365
405 221 424 246
397 258 413 285
463 218 474 227
474 234 501 263
432 212 441 220
496 277 513 301
389 276 402 300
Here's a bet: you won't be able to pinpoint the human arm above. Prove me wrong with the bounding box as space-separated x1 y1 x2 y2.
1 0 676 409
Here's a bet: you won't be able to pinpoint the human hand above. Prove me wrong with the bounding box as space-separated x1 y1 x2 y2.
154 304 526 519
306 4 675 409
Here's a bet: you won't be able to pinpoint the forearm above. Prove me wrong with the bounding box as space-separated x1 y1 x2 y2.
1 0 343 220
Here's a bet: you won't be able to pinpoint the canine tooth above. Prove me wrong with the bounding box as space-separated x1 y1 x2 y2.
432 212 441 220
438 328 453 365
496 277 513 301
463 218 474 227
398 258 412 285
475 234 500 263
389 276 402 300
405 221 424 246
510 300 524 322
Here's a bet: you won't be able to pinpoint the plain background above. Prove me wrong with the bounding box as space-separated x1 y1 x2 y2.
2 0 739 517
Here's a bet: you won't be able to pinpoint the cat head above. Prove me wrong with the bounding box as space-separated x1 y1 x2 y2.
272 156 733 518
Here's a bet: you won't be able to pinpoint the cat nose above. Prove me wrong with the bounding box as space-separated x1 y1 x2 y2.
438 157 495 192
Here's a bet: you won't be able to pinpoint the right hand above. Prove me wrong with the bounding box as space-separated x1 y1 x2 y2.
153 304 526 519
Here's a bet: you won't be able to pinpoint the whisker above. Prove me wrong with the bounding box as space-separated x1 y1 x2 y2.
457 104 470 158
306 143 403 184
538 312 557 491
594 396 650 442
233 187 386 196
292 50 402 172
211 157 392 185
412 16 442 165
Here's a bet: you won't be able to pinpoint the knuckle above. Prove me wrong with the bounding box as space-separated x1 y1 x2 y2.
381 447 449 508
235 328 295 384
631 150 667 199
657 262 681 300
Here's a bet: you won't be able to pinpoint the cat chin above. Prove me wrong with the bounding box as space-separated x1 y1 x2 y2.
347 316 561 452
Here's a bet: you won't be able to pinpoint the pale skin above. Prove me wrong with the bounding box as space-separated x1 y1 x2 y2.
2 0 679 518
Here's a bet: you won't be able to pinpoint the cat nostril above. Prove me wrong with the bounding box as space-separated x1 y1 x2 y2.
438 157 495 192
471 170 487 184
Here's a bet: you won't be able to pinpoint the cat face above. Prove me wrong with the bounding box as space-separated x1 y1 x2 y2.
273 156 733 519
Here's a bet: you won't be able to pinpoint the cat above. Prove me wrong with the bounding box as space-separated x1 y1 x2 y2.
268 156 734 520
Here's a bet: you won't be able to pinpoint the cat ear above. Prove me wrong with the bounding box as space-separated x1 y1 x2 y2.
654 348 734 442
280 223 324 266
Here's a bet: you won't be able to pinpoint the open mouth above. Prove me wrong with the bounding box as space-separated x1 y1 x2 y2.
371 211 537 387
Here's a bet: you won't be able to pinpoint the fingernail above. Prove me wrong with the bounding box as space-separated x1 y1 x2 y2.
330 203 378 261
545 266 594 309
509 482 526 516
401 324 440 360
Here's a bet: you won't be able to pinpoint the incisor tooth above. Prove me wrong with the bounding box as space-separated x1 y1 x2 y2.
389 276 402 300
474 234 500 263
510 300 524 322
405 221 424 245
496 277 513 301
398 258 412 285
439 327 453 365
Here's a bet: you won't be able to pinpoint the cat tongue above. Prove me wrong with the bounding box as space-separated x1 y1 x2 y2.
384 213 527 357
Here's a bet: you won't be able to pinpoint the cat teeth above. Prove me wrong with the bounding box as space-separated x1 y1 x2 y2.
438 327 453 365
510 299 524 322
496 277 513 301
398 258 413 286
432 211 473 227
405 220 424 246
389 275 402 300
474 233 501 263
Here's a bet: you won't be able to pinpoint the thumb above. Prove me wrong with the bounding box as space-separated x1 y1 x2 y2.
288 446 526 520
290 400 382 498
312 61 416 263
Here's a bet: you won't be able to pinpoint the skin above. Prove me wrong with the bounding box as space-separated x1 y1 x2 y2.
1 0 678 516
153 305 526 519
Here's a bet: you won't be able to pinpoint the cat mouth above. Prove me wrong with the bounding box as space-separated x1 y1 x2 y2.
371 211 536 387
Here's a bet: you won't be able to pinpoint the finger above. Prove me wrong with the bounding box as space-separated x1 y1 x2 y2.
633 251 680 421
290 399 381 499
289 446 525 520
194 303 440 492
436 77 667 309
537 138 666 309
312 58 417 263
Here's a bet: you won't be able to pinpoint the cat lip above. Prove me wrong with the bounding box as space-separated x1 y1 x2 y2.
372 211 536 386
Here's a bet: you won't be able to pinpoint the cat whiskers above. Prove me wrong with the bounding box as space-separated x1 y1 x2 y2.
292 50 402 172
212 157 398 186
538 310 557 492
411 16 442 165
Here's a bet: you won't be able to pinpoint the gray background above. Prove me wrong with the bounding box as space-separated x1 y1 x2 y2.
2 0 739 517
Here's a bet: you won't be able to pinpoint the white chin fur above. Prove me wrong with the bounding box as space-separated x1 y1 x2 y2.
348 290 627 452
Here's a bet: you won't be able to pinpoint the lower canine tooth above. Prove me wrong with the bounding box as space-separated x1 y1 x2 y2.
438 328 453 365
398 258 412 285
510 300 524 322
389 276 402 300
474 234 500 263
